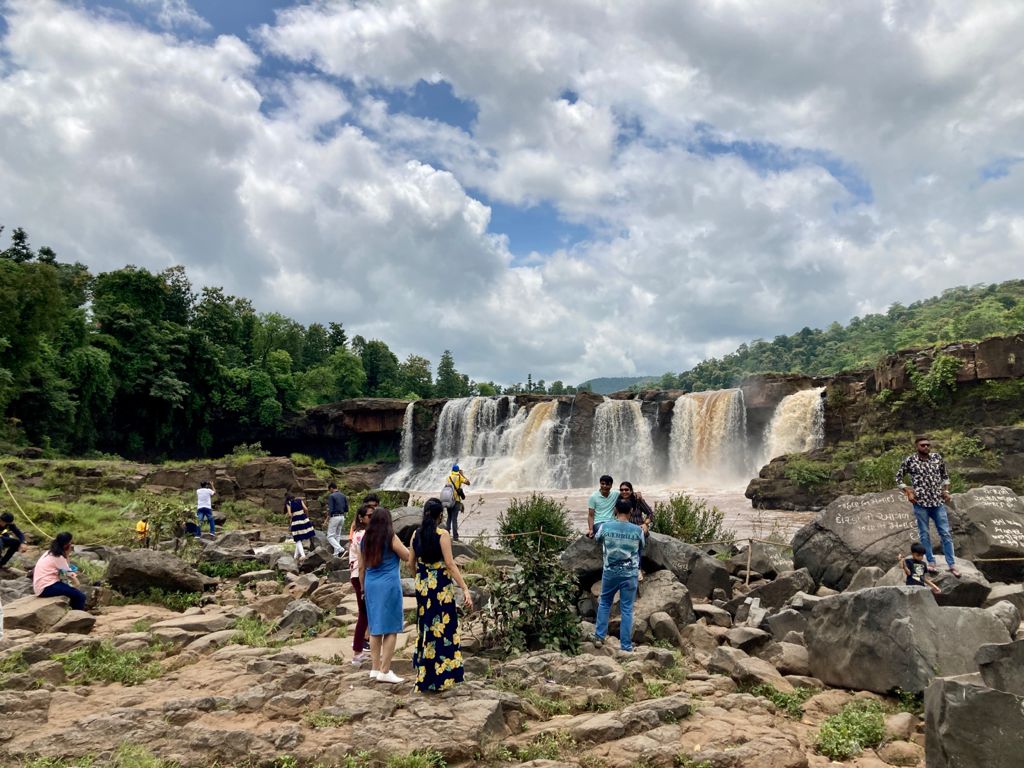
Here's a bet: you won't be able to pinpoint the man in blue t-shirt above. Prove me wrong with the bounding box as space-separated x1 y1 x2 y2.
592 498 646 652
587 474 619 538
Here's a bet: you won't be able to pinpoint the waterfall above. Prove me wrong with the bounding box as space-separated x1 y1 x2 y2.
398 401 415 467
669 388 748 481
762 387 826 462
382 401 418 488
590 398 656 484
385 396 571 491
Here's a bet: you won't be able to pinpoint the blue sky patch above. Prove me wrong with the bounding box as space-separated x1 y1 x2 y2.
373 80 478 133
476 194 591 260
979 156 1022 182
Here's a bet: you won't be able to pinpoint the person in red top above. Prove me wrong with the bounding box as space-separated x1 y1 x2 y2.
33 532 86 610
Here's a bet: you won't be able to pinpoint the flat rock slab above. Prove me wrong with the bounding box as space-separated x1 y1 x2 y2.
150 613 234 633
2 596 69 633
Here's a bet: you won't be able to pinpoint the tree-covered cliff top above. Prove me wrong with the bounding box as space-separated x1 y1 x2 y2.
662 280 1024 392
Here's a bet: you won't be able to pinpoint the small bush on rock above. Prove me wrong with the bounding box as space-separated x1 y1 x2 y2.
651 493 734 545
749 684 814 719
196 560 264 578
483 548 581 656
110 587 202 613
815 700 885 760
498 493 573 558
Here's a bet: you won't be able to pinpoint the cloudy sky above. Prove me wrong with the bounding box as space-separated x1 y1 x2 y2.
1 0 1022 385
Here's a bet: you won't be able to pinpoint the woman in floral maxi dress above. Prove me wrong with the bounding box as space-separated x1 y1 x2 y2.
411 498 474 692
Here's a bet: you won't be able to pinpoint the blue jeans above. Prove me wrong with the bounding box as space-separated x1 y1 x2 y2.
197 508 215 535
913 503 955 568
41 581 87 611
594 570 638 651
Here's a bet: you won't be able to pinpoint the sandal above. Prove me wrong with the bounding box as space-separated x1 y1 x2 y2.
949 567 961 578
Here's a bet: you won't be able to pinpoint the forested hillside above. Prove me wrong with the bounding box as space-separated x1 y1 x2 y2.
0 226 486 458
661 281 1024 392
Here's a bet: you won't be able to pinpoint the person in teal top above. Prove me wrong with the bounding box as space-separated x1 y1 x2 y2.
592 498 645 651
587 474 619 538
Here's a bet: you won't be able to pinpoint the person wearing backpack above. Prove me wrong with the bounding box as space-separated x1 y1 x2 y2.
444 465 470 541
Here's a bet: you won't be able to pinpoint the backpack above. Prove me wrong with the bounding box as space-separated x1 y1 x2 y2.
440 484 456 508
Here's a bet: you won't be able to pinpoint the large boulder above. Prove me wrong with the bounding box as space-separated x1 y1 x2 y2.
724 568 815 614
390 506 424 544
643 533 732 599
925 673 1024 768
560 536 604 589
727 541 793 579
107 550 215 594
948 486 1024 582
791 489 917 590
976 639 1024 696
876 557 993 607
805 586 1011 693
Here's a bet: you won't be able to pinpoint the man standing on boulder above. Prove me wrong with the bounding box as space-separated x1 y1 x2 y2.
592 498 645 652
896 436 960 577
325 482 349 558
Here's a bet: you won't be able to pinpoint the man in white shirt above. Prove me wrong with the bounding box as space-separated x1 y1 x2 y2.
196 481 216 537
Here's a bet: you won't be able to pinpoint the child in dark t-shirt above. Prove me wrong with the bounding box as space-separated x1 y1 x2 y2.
902 542 941 595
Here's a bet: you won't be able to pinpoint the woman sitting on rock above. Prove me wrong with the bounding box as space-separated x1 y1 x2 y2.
360 507 411 684
285 493 317 560
411 498 473 693
33 532 86 611
618 481 653 533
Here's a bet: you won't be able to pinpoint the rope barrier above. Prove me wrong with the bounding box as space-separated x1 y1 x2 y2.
0 468 53 539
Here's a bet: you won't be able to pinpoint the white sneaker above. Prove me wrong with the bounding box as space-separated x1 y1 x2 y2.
352 652 367 666
378 670 404 684
369 670 381 680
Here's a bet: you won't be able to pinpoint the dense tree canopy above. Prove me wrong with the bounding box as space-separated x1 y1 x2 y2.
0 225 485 458
662 281 1024 392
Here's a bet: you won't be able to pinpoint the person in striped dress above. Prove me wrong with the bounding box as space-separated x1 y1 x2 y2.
285 493 316 560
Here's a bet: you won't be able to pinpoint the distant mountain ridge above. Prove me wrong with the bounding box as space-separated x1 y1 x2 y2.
577 376 658 394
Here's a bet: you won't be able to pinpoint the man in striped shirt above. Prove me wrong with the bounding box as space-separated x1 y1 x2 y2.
896 435 960 577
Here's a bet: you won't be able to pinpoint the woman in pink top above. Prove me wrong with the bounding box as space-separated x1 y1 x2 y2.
33 532 86 610
349 504 372 665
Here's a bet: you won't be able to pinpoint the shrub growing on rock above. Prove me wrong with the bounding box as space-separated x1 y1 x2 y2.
483 548 581 656
814 700 885 760
498 493 573 558
651 493 734 545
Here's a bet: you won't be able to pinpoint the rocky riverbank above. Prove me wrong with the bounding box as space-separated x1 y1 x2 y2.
3 485 1023 766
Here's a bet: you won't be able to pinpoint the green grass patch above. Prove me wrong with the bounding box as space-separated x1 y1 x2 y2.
54 642 163 686
644 680 668 698
196 559 265 578
384 750 448 768
815 700 885 761
231 615 281 648
110 587 203 613
491 678 570 718
500 731 576 762
749 684 814 719
303 710 351 728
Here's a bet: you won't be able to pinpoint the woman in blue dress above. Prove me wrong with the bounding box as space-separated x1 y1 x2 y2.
359 507 411 684
411 498 473 693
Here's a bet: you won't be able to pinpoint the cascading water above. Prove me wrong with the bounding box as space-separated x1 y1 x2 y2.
590 398 656 484
385 396 571 491
761 387 826 463
382 401 418 488
669 388 748 482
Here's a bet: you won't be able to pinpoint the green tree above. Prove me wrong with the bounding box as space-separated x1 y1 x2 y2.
359 339 403 397
398 354 433 398
435 349 470 398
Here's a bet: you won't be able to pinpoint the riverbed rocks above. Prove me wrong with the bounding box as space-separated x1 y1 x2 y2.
947 486 1024 582
642 533 733 599
805 586 1011 693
